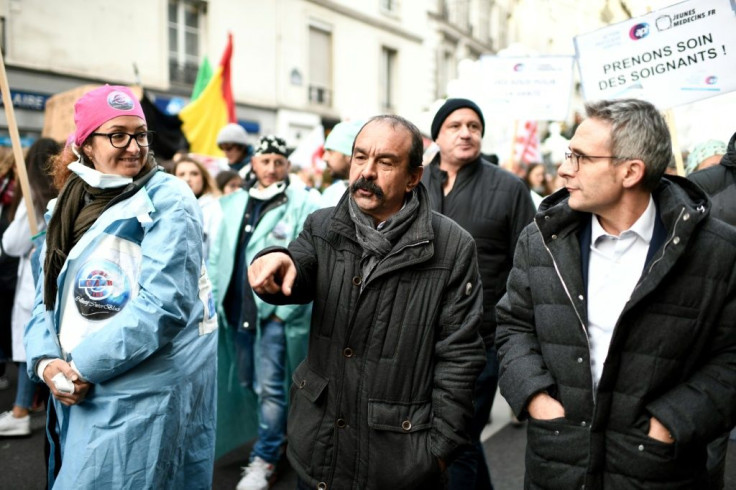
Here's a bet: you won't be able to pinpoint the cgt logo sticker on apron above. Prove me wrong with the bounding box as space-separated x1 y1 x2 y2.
74 259 132 320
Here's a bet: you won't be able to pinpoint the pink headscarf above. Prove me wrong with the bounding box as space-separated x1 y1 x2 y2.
72 85 146 147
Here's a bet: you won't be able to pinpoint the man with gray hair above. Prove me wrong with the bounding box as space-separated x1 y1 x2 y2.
496 98 736 488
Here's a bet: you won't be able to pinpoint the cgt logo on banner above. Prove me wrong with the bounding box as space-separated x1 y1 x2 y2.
630 23 650 40
574 0 736 108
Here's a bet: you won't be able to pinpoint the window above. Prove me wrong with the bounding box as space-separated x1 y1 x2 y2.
476 0 491 44
380 47 397 111
308 26 333 106
443 0 470 31
436 45 455 99
168 0 202 84
380 0 399 13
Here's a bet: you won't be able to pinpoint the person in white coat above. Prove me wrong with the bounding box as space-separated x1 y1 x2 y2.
320 120 364 207
173 156 223 264
0 137 60 437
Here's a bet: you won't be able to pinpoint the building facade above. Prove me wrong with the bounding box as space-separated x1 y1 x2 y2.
0 0 503 149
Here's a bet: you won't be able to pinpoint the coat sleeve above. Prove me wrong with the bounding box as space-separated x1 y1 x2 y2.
429 232 486 461
645 261 736 448
24 250 65 382
495 226 557 419
254 211 320 307
68 187 205 384
2 200 33 258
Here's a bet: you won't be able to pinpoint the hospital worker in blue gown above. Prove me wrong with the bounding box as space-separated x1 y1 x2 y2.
24 85 218 489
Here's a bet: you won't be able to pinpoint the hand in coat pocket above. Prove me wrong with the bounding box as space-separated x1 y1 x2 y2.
648 416 675 444
527 391 565 420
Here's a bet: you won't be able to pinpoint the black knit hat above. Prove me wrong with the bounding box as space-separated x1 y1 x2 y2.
431 98 485 140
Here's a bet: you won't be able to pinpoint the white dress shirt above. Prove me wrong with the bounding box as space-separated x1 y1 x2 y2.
587 196 656 389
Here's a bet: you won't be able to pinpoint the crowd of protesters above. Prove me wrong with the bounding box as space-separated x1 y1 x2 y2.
0 85 734 490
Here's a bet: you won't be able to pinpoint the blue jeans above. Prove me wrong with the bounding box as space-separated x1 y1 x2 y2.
448 345 498 490
14 362 36 409
235 318 288 464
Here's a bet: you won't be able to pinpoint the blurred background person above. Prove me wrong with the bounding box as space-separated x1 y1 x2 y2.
0 138 60 437
524 162 553 209
288 162 322 204
320 120 364 207
209 134 319 490
216 168 244 196
24 85 217 488
540 122 569 167
686 139 727 176
0 148 20 392
217 122 254 180
664 154 679 176
173 156 223 264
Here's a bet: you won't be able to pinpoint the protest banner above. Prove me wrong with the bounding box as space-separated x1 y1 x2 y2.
574 0 736 108
478 55 575 121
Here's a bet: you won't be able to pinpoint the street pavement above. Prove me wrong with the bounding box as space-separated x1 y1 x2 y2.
1 362 734 489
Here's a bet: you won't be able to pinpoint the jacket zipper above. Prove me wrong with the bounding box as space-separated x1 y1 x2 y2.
535 220 590 346
362 239 431 288
536 207 687 399
644 207 685 276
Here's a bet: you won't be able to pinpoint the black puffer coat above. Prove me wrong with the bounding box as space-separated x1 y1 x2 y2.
496 176 736 489
256 185 486 490
689 131 736 226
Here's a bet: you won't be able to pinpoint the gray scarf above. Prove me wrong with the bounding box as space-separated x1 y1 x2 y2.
347 190 419 287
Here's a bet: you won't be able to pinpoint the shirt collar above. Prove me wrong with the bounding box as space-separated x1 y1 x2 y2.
591 195 656 244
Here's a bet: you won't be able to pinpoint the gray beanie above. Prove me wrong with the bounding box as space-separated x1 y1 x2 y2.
216 123 248 146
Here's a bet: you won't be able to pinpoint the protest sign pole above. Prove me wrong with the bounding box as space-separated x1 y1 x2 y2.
663 109 686 176
508 120 519 169
0 49 38 235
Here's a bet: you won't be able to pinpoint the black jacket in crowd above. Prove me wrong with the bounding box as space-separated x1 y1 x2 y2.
688 131 736 226
255 184 486 490
496 176 736 489
422 155 535 346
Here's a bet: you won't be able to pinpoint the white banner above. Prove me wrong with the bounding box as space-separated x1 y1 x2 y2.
478 55 575 121
574 0 736 108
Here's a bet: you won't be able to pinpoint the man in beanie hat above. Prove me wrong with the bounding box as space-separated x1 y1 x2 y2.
320 119 365 207
423 97 535 489
217 122 254 181
209 134 319 490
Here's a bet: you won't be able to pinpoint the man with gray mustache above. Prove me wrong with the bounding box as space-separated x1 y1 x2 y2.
249 115 486 489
